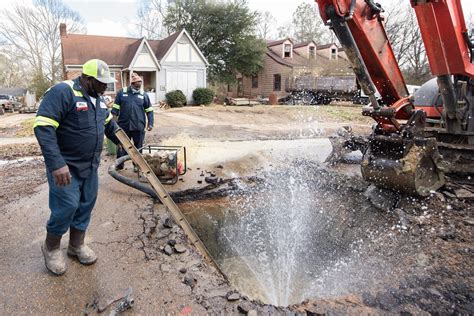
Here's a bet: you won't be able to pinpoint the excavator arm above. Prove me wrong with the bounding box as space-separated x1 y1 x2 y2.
316 0 474 195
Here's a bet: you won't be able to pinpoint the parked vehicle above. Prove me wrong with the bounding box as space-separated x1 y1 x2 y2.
0 94 12 113
0 94 22 112
282 75 357 105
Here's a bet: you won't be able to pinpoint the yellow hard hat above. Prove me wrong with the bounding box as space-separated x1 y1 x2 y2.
82 59 116 84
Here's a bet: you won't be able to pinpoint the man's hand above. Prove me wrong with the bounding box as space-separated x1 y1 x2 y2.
52 165 72 187
147 125 153 131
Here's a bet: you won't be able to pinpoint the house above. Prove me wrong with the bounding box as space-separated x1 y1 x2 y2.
60 24 209 104
228 38 354 99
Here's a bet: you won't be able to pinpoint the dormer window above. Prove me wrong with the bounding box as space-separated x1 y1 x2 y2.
309 46 315 59
331 47 337 60
284 44 291 58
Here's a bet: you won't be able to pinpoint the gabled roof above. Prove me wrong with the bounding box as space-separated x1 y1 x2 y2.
156 29 209 65
149 30 181 60
266 38 294 47
293 40 317 48
266 48 308 67
317 43 338 49
61 33 141 66
127 38 161 70
61 28 208 68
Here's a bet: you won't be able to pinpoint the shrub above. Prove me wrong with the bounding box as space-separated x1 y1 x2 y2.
165 90 187 107
192 88 214 105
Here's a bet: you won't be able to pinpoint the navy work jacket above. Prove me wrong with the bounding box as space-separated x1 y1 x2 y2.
34 77 119 178
112 86 154 132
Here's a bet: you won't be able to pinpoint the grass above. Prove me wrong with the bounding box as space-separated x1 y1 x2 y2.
318 105 371 123
16 117 35 137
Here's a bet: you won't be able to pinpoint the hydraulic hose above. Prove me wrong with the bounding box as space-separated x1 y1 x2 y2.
108 155 159 200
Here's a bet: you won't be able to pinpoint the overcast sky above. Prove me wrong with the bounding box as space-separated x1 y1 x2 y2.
7 0 474 38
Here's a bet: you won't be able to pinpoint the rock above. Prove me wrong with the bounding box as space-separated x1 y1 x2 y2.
167 239 177 246
156 228 171 239
364 185 396 211
171 226 180 233
437 227 456 240
163 218 174 228
183 276 197 289
210 172 216 177
237 301 255 313
174 244 187 253
394 208 412 228
216 164 224 169
179 267 187 273
248 311 257 316
442 190 456 199
200 171 204 177
454 188 474 200
160 264 171 272
197 180 203 184
227 292 240 301
204 176 218 185
463 218 474 226
164 245 173 256
434 192 446 202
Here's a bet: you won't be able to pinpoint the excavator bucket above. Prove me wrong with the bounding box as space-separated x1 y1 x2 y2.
361 136 445 196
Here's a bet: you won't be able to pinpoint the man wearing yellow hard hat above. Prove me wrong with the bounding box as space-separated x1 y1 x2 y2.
34 59 119 275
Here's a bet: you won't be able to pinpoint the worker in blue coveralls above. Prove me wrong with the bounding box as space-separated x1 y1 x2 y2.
112 72 154 170
34 59 120 276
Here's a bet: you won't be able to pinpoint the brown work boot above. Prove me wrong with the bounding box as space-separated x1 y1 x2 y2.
42 233 66 276
67 227 97 265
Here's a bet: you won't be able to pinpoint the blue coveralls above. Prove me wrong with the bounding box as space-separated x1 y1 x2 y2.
34 78 119 236
112 86 154 160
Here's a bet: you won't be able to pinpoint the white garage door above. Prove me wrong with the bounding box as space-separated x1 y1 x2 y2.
166 70 198 102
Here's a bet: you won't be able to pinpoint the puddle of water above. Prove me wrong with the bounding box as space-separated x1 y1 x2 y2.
161 135 333 167
0 156 40 166
179 162 393 306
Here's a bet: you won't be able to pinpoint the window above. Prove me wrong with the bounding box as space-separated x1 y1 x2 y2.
140 44 149 54
105 72 116 93
273 74 281 91
252 75 258 88
284 44 291 58
331 48 337 60
309 46 315 59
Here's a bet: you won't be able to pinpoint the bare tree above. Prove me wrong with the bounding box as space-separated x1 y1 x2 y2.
277 22 293 40
291 3 331 44
383 0 430 84
0 0 85 91
0 52 25 87
256 11 276 39
133 0 169 39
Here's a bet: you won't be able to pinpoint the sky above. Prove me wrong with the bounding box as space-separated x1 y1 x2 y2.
61 0 317 37
5 0 474 38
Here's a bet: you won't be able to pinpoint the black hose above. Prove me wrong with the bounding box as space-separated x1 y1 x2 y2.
346 0 357 20
108 155 159 200
365 0 383 14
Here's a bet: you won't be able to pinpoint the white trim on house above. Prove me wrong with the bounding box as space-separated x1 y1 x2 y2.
160 29 209 66
129 38 161 71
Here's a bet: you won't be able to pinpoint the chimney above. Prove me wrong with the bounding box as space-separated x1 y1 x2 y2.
59 23 67 37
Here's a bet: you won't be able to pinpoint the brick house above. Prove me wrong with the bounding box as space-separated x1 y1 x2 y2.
60 24 209 104
228 39 354 99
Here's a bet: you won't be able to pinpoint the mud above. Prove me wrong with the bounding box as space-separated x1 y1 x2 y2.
0 157 45 208
177 163 473 314
0 105 472 314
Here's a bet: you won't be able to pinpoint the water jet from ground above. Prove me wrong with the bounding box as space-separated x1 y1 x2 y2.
179 161 402 306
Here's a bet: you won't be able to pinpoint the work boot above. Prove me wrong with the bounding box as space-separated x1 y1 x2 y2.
41 233 66 276
67 227 97 265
